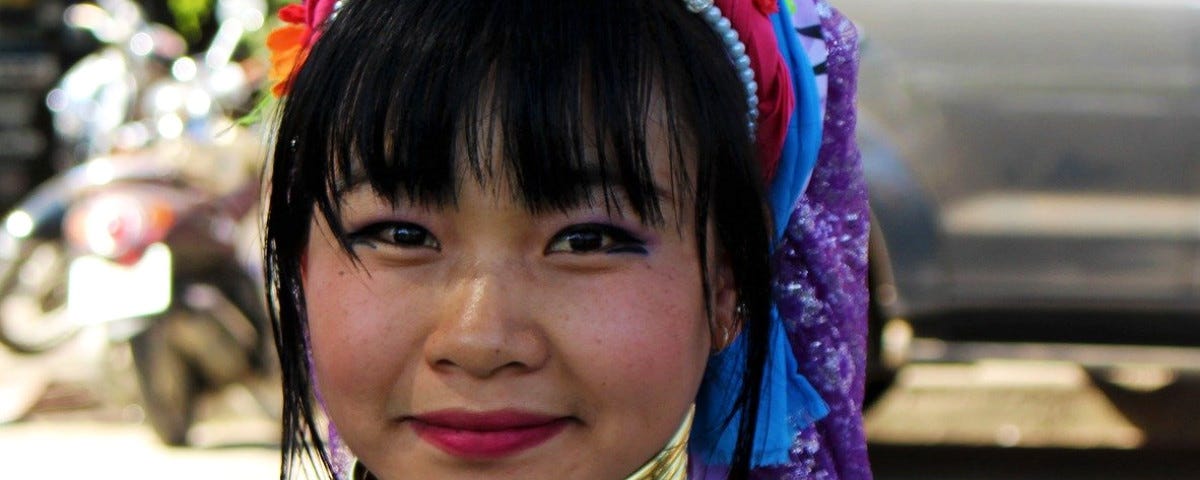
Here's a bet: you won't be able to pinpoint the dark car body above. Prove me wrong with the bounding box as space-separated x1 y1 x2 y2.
837 0 1200 343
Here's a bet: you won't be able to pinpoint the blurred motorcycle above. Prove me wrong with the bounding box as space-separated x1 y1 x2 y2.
0 0 179 354
46 0 187 167
0 0 272 445
62 141 266 445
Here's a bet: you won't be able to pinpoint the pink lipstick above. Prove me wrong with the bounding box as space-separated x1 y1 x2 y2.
409 409 570 460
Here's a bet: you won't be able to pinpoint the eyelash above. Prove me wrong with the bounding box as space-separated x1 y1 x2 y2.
545 223 647 255
348 222 440 250
345 222 647 255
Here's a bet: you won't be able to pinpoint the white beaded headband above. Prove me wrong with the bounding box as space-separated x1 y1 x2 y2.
683 0 759 134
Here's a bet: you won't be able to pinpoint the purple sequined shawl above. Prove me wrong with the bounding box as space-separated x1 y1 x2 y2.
760 3 872 479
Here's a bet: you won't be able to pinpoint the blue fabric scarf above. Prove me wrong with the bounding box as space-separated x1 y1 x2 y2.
690 0 830 468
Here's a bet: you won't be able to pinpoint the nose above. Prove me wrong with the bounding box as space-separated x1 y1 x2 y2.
423 264 549 379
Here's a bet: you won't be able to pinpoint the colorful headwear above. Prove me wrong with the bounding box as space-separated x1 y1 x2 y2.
689 1 872 479
271 1 871 478
266 0 339 96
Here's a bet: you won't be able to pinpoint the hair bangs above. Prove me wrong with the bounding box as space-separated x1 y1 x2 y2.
277 0 742 238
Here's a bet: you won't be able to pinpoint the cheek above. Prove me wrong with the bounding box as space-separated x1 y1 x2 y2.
304 259 369 396
553 268 712 413
302 246 416 420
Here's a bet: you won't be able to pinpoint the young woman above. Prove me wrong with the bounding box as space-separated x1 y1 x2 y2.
262 0 871 478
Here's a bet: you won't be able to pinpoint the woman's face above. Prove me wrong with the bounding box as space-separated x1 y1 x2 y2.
302 147 736 479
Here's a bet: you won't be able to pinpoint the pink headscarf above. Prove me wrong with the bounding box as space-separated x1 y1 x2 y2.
715 0 795 183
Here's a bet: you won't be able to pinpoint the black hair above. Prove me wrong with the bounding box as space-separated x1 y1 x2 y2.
264 1 773 479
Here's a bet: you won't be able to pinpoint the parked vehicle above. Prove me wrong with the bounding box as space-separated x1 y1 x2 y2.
73 142 266 445
0 0 271 445
837 0 1200 390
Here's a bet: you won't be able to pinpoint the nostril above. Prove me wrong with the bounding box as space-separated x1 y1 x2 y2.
425 325 550 379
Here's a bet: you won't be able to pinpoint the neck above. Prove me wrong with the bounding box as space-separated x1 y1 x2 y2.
624 406 694 480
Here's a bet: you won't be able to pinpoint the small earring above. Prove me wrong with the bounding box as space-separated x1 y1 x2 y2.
713 302 746 351
712 324 731 351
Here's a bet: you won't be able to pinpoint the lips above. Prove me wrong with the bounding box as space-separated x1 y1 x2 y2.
409 409 571 460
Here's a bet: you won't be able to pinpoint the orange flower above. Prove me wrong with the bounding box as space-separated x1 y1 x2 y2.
266 4 310 97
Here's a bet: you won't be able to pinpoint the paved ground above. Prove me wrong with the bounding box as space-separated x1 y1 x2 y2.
0 329 283 479
865 359 1200 479
0 420 279 480
866 360 1200 450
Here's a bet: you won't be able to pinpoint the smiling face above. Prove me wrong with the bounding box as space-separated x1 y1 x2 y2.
272 3 770 477
302 147 736 479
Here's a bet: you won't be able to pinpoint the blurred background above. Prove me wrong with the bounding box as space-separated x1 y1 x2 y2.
1 0 1199 478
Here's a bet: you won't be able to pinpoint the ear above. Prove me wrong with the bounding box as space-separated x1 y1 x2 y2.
710 247 740 352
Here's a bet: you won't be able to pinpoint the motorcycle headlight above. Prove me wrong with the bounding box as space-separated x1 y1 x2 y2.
64 193 175 263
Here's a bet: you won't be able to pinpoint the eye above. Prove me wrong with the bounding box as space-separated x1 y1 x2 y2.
546 223 647 255
349 222 440 250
